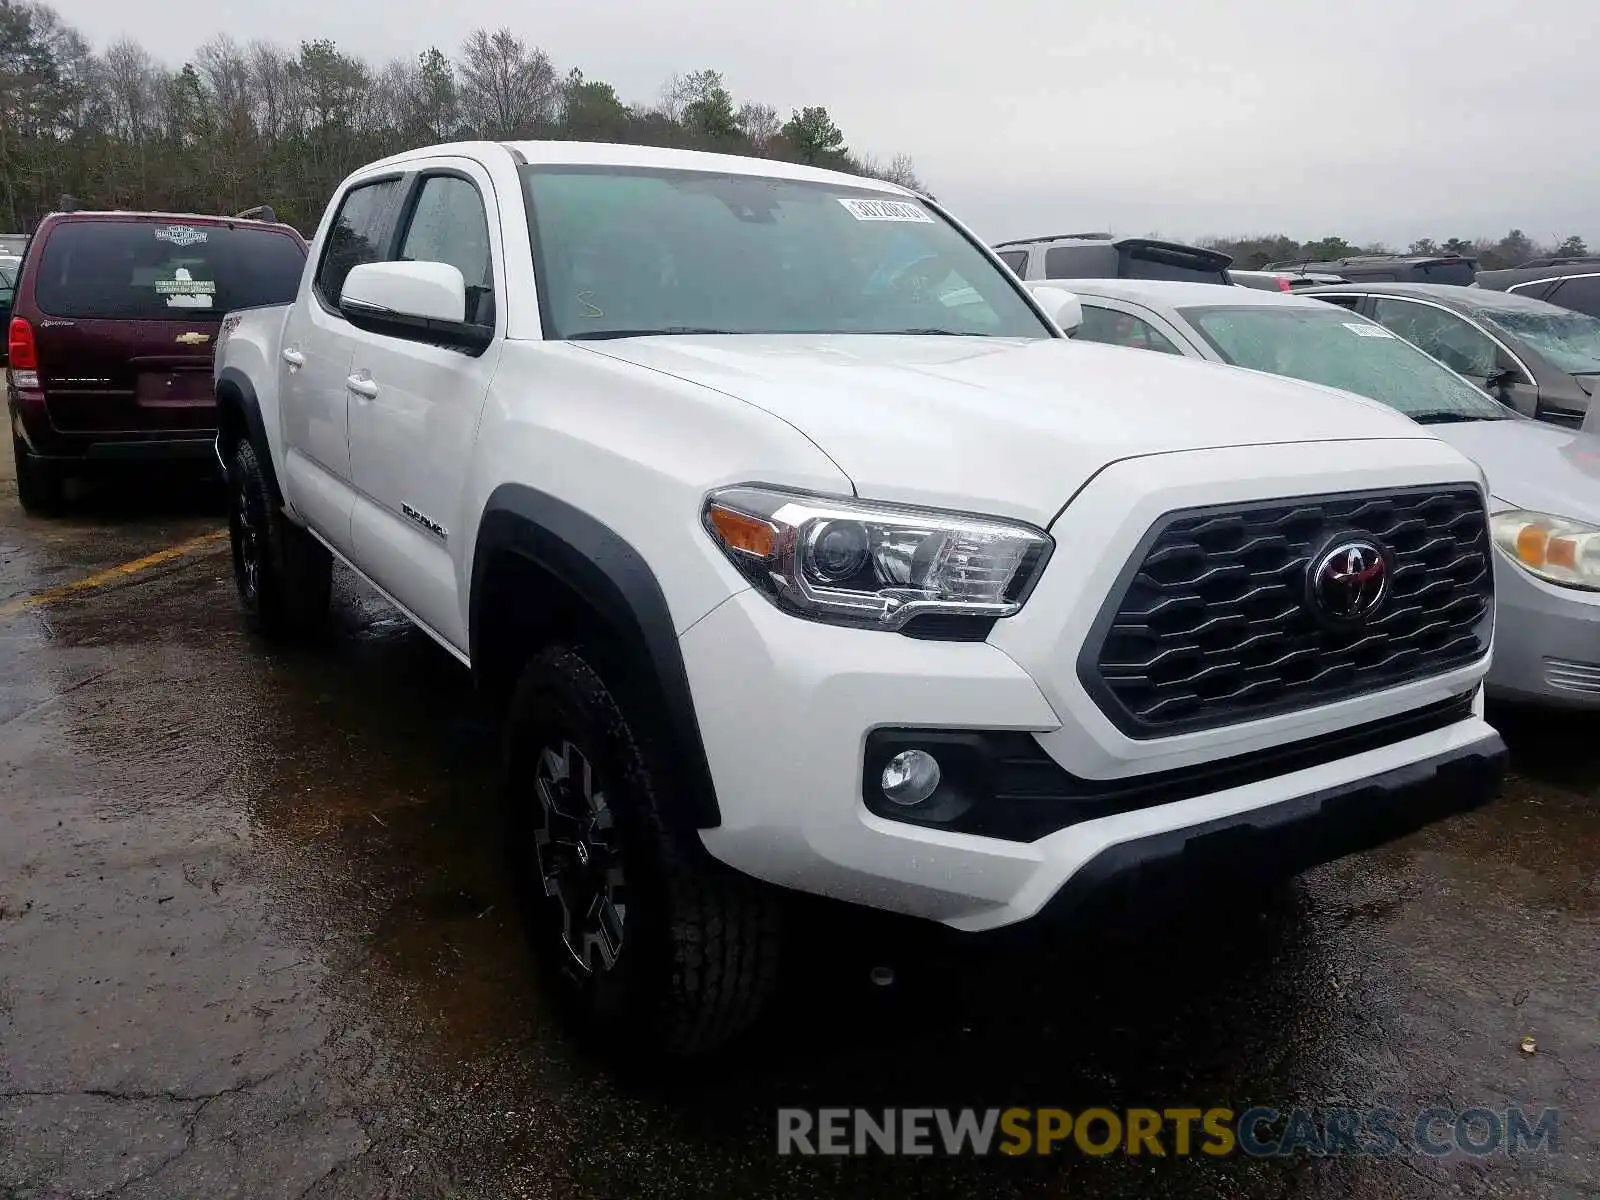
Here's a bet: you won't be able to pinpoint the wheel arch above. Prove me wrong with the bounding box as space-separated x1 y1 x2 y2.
215 367 281 502
471 483 722 831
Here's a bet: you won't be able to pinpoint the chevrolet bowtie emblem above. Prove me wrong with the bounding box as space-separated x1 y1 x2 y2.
175 332 210 345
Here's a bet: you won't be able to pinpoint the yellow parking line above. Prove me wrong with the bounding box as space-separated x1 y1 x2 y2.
0 529 229 618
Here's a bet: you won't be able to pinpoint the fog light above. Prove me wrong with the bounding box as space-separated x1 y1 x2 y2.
880 749 941 807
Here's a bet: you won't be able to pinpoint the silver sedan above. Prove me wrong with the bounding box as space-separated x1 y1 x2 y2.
1033 277 1600 708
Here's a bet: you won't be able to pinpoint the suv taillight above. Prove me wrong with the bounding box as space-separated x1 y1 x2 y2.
8 316 38 389
1277 277 1293 292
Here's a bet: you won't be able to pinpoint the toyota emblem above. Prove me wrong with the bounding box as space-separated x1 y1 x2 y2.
1307 537 1393 626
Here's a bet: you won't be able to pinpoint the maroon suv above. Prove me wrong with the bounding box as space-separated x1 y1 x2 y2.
7 209 307 513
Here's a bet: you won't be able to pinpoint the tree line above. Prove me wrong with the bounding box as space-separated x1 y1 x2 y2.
1202 229 1589 272
0 0 924 235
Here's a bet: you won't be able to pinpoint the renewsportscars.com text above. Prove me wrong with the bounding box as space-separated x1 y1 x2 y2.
776 1106 1560 1158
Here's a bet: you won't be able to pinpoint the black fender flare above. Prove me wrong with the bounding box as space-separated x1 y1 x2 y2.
471 483 722 830
214 366 280 499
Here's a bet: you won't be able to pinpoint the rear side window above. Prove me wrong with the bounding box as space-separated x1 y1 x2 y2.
996 249 1029 275
1547 277 1600 319
315 178 404 308
32 220 306 321
1077 304 1183 354
1508 279 1558 301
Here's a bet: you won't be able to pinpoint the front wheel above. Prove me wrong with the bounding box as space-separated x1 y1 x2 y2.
227 438 331 642
504 645 783 1058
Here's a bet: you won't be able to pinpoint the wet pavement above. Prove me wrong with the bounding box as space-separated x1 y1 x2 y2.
1 457 1596 1200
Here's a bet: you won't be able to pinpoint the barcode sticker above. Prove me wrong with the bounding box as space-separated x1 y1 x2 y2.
837 198 934 223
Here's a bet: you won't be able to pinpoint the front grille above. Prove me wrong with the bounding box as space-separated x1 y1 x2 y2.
1082 486 1493 736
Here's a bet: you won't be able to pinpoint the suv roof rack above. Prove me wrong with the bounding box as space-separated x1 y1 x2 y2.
1514 254 1600 269
992 231 1114 249
234 205 277 223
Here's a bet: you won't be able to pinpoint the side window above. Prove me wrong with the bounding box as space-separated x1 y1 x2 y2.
1508 279 1558 302
1547 277 1600 319
397 174 495 326
315 178 402 308
1077 304 1183 354
1044 245 1107 279
1371 298 1497 377
1314 294 1364 312
996 249 1029 275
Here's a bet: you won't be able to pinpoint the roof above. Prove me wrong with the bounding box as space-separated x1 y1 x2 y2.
1044 278 1333 310
37 209 297 232
1296 281 1566 314
360 139 911 194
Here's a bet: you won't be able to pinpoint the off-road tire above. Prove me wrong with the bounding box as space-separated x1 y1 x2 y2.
227 438 331 641
13 436 65 516
504 644 782 1058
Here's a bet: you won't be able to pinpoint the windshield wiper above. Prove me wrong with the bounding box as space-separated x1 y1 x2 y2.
1411 411 1503 424
567 326 745 340
887 328 996 336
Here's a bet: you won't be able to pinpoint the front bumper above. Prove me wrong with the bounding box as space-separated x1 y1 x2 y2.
684 589 1502 932
1486 550 1600 707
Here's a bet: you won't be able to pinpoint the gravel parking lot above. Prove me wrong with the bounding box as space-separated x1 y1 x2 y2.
1 455 1595 1200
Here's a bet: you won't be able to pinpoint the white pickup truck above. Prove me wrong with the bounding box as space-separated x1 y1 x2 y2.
214 140 1507 1057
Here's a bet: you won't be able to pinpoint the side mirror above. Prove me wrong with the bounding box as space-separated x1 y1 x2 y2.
1025 284 1084 336
339 261 492 353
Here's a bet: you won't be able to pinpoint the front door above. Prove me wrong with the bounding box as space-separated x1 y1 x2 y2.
346 165 504 652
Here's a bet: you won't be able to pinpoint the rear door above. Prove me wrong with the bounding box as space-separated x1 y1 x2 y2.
278 175 406 550
1544 275 1600 320
26 218 304 437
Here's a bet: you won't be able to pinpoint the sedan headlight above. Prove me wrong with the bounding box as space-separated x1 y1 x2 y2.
1490 509 1600 589
702 486 1053 631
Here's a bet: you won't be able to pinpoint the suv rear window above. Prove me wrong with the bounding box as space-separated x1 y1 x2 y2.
1416 261 1476 286
32 220 305 321
1120 244 1229 284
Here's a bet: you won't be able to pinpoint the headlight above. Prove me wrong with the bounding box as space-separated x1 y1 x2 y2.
1490 509 1600 589
701 486 1052 631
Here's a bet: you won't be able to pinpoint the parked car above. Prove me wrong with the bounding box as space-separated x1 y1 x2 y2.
212 139 1506 1057
991 232 1232 284
1045 276 1600 708
1263 253 1479 285
1229 268 1348 292
7 206 308 513
1298 282 1600 428
1474 259 1600 320
0 257 17 361
0 234 28 258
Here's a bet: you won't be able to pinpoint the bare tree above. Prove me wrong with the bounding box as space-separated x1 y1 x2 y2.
459 27 553 137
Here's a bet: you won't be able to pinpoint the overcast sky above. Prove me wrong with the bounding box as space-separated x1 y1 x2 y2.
51 0 1595 248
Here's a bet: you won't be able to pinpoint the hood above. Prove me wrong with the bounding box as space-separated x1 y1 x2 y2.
579 334 1430 524
1430 418 1600 523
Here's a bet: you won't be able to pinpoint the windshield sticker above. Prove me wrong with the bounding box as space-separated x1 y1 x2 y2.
1344 322 1394 338
836 198 934 224
154 224 208 247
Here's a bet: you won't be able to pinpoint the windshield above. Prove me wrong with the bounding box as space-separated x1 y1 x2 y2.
520 166 1050 339
1178 304 1511 422
1477 307 1600 376
34 219 306 321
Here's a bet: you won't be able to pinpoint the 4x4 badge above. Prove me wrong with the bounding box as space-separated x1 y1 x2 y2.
175 332 210 345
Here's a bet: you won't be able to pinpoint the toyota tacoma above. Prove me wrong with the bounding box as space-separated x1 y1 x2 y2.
213 140 1507 1056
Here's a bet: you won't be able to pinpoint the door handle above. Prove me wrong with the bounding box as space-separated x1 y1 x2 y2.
346 373 379 400
281 347 305 368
